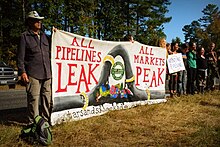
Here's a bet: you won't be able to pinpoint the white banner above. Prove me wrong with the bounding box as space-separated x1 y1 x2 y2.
51 30 167 125
167 53 185 74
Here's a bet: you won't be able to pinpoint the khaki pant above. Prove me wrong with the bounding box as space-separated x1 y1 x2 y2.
26 76 52 124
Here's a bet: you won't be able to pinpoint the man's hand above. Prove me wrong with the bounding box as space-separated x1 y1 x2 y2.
52 27 57 32
21 72 29 83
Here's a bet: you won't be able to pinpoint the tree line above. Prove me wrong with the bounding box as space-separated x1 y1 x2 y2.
0 0 219 68
180 4 220 50
0 0 171 68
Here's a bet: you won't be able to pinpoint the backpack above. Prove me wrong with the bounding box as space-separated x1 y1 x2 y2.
19 115 52 146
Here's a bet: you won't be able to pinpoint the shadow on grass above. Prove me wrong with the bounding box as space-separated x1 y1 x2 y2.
200 101 220 108
0 107 28 126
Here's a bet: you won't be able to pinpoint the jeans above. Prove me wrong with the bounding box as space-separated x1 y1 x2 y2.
177 70 187 94
26 76 52 124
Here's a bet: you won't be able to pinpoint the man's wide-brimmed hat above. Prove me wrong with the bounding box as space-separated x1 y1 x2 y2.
27 11 44 20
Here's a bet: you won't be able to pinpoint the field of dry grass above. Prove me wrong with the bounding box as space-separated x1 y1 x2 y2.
0 90 220 146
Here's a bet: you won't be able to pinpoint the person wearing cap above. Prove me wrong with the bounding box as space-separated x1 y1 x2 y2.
17 11 52 124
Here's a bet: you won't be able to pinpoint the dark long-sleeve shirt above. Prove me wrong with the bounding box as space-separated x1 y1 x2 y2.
17 29 51 79
197 55 207 70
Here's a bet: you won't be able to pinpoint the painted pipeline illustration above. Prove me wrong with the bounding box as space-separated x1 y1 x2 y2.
53 45 165 112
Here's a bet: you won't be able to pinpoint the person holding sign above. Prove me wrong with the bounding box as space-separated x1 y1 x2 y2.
123 34 134 43
159 38 166 49
17 11 52 124
177 43 188 96
169 42 179 97
165 43 172 94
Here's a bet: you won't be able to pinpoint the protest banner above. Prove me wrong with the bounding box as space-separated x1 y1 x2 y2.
167 53 185 74
51 30 167 125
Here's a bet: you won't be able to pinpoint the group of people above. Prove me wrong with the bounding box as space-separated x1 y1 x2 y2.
162 39 220 97
17 10 219 125
16 10 142 125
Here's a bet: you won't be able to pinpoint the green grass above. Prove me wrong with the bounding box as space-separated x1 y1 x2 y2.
1 91 220 146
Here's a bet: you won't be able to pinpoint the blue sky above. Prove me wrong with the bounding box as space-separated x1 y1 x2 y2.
164 0 220 43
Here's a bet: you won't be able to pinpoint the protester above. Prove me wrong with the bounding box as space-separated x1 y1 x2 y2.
166 43 172 58
17 11 52 124
165 43 172 94
124 34 134 43
217 47 220 90
177 43 188 96
168 42 179 97
158 38 169 93
159 38 166 48
206 42 218 91
196 46 208 94
186 42 197 95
